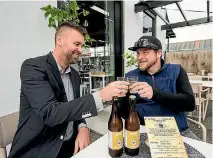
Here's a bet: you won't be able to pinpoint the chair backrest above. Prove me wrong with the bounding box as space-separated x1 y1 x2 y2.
187 117 207 142
0 112 19 157
190 83 202 96
188 76 202 80
208 73 212 77
187 73 195 76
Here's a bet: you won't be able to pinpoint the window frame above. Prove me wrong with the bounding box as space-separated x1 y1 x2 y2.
143 10 156 37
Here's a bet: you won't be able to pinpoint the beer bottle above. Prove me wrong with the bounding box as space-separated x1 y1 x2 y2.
124 95 140 156
108 96 123 157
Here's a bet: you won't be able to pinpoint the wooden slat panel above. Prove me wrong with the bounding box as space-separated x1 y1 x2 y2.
169 43 175 51
185 41 191 50
171 42 178 51
168 39 212 51
204 39 211 49
194 40 200 50
175 42 182 51
166 50 212 74
189 41 195 50
199 40 205 49
180 41 186 50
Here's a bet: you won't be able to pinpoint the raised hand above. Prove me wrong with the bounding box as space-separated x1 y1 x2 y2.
99 81 129 101
130 82 153 99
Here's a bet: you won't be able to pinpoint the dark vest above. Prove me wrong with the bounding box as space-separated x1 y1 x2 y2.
125 64 188 132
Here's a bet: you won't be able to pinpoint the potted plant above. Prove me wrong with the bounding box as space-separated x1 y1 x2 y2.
123 51 137 67
40 0 95 45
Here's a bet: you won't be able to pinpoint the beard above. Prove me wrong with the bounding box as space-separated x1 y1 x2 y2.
66 51 79 64
138 57 157 71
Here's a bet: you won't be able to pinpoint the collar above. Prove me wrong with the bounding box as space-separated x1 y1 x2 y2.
50 52 71 75
48 51 72 75
138 58 165 76
56 62 71 75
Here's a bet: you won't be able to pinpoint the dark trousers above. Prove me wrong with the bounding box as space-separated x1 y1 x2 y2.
57 130 78 158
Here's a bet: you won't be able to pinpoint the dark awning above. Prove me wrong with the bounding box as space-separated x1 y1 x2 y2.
135 1 182 13
135 0 212 39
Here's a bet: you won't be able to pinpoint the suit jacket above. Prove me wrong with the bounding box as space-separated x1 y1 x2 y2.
9 52 98 158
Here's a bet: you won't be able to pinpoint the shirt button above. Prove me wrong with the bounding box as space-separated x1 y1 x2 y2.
60 135 64 140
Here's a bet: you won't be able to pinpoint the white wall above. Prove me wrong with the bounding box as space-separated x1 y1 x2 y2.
123 1 143 74
0 1 56 116
123 2 167 73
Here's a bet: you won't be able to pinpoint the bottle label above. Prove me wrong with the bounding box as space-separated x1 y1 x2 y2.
108 130 123 150
125 130 140 149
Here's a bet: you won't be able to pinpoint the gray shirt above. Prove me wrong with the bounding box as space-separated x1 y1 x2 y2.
57 64 75 141
56 62 103 141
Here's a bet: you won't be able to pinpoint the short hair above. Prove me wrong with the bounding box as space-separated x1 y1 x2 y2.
55 21 87 44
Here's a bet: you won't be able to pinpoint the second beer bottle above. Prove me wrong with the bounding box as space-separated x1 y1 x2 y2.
108 96 123 157
125 95 140 156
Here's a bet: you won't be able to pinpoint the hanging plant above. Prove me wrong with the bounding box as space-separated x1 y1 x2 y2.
40 0 96 45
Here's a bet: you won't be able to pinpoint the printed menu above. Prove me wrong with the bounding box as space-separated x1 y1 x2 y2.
144 117 188 158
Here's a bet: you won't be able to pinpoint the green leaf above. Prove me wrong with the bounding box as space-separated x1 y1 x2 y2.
83 44 90 49
49 18 55 28
41 5 52 11
41 0 91 43
83 9 89 16
123 51 137 67
47 5 52 10
90 38 96 42
75 19 80 24
76 6 80 10
44 11 50 18
40 6 48 11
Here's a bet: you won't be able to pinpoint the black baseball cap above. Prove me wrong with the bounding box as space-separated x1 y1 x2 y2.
128 36 162 51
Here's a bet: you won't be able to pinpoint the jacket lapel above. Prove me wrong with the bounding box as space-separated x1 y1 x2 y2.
46 52 66 96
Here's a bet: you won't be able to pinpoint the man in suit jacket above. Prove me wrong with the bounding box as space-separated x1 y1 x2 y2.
9 22 129 158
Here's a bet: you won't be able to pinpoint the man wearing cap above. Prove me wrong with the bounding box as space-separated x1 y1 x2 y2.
120 36 199 140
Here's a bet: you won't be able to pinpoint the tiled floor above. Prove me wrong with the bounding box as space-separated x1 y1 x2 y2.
86 106 111 135
90 130 103 143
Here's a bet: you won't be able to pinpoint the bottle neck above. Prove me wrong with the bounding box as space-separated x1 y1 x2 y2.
111 100 118 114
129 99 136 112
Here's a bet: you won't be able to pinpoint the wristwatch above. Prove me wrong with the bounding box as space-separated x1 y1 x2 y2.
78 123 88 130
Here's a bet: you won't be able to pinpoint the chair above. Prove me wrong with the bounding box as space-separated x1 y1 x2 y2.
0 112 19 158
201 70 205 76
187 73 195 76
89 72 107 93
207 73 213 81
187 117 206 142
188 75 203 80
80 72 90 96
80 84 88 97
188 83 210 122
